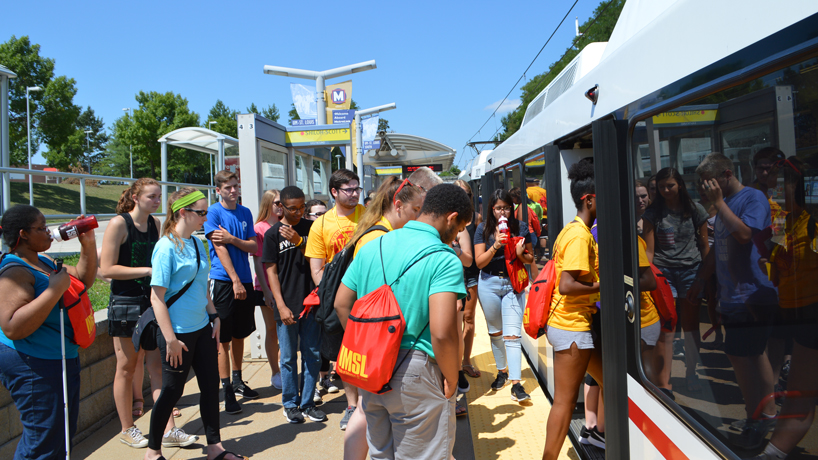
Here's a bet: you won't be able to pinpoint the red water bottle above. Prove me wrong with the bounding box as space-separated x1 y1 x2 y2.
51 216 99 242
498 216 510 240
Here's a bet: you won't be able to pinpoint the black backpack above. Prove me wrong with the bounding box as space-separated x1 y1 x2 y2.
316 225 388 335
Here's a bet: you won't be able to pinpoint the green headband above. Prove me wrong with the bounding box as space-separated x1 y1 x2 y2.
171 191 206 213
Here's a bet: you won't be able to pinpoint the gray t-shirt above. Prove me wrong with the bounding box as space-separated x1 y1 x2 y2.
643 203 709 268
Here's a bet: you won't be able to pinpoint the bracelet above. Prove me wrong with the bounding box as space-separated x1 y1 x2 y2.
209 313 219 322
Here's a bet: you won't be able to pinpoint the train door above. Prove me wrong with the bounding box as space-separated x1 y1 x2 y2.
603 48 818 460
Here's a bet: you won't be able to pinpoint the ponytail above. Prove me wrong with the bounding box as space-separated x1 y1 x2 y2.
116 177 160 214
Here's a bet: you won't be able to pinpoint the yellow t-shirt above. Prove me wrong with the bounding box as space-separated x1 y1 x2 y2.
548 219 599 332
305 204 366 263
771 210 818 309
637 236 660 328
353 217 394 257
527 186 547 211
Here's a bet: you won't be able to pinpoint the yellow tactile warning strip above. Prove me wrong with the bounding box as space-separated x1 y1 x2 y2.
466 302 577 460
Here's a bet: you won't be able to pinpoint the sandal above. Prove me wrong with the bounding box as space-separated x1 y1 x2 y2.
172 407 182 418
455 401 468 417
462 364 481 378
686 374 702 392
212 451 249 460
132 398 144 418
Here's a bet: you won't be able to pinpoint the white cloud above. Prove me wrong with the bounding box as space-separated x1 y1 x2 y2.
484 98 521 114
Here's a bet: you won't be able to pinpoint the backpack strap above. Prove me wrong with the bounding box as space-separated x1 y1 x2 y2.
165 237 201 309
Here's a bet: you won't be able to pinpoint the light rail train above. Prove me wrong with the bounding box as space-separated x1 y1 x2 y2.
460 1 818 458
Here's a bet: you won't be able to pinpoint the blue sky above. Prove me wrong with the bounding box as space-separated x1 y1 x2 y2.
7 0 599 171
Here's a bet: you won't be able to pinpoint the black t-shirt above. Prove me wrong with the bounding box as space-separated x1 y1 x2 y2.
261 219 315 320
474 221 530 275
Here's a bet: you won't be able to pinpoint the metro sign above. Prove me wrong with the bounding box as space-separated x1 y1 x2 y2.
330 88 347 104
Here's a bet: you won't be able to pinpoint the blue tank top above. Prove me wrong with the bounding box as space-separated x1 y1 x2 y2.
0 254 78 360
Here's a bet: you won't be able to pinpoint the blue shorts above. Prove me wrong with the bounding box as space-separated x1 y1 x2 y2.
658 265 701 299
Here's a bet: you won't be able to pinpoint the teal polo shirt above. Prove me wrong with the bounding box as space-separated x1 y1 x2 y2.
341 220 466 359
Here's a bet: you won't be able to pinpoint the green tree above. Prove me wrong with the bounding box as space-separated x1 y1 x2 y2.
0 36 81 166
288 103 300 123
377 118 390 132
495 0 625 142
440 165 461 177
44 106 109 173
247 103 280 122
205 99 237 137
113 91 201 180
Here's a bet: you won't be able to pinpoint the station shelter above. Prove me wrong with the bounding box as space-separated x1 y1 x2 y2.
361 132 456 194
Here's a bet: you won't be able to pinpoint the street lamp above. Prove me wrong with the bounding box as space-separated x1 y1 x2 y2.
84 129 93 174
26 86 42 206
354 103 396 203
263 60 377 125
208 121 217 188
334 153 344 170
123 108 133 178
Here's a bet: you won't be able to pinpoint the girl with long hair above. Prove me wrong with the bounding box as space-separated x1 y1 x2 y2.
474 188 534 402
100 179 193 448
642 167 709 392
252 189 282 389
542 160 603 459
342 175 425 460
0 205 97 459
144 188 245 460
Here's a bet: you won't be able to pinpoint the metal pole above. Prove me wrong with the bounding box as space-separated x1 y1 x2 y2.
357 116 365 205
1 77 10 216
316 75 326 125
26 89 33 206
79 178 86 216
129 144 133 179
161 141 168 211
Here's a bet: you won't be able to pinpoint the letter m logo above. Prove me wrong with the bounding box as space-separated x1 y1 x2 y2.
331 89 346 104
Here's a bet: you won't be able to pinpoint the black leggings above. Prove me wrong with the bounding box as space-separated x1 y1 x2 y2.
149 323 221 450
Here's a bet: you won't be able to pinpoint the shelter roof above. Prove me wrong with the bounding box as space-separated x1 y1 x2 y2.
369 132 456 170
0 64 17 78
158 127 238 155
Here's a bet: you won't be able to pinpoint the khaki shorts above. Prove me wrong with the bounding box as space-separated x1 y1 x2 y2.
362 350 456 460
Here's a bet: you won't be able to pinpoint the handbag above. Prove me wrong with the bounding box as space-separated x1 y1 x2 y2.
132 238 201 352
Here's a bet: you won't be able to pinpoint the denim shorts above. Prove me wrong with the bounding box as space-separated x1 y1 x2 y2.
546 326 595 352
658 265 701 299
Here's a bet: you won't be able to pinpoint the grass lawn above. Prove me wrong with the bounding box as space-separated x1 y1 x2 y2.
10 181 134 217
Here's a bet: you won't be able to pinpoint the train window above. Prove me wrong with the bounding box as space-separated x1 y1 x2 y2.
632 55 818 458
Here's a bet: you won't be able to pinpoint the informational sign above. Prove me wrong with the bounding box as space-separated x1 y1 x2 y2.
291 83 317 120
285 127 351 147
402 164 443 176
362 115 380 150
325 80 352 110
376 166 402 176
291 119 317 126
653 105 719 126
332 110 355 125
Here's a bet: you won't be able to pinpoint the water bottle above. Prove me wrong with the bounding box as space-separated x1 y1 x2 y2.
498 216 510 245
51 216 99 242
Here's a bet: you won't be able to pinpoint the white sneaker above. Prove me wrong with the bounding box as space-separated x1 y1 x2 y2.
314 388 324 406
162 427 198 448
120 425 148 448
271 372 282 390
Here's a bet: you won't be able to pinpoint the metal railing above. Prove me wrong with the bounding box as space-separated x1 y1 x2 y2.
0 166 217 219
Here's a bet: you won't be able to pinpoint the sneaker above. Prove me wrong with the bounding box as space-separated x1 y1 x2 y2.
730 418 747 432
511 383 531 402
302 406 328 422
162 427 199 448
321 375 340 393
673 340 685 357
736 418 775 450
458 370 470 394
579 426 591 445
223 384 242 414
284 406 305 424
271 372 282 390
340 406 356 431
780 359 791 384
587 426 606 449
120 425 148 448
491 371 508 390
233 380 260 399
314 388 324 406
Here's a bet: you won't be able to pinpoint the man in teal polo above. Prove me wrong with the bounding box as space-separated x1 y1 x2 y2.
334 184 472 460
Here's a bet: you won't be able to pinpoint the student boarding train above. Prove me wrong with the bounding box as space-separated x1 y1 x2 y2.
460 1 818 459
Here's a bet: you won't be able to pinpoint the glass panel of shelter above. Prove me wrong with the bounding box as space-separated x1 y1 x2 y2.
631 55 818 458
260 144 287 191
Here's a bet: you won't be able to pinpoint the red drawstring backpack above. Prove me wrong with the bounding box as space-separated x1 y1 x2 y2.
504 237 530 293
523 258 556 338
649 263 677 332
336 239 447 394
300 287 320 319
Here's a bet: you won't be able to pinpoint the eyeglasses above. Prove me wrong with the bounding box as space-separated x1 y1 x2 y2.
307 211 326 217
773 158 802 176
274 201 282 206
338 187 363 195
184 208 208 217
493 206 512 212
580 194 596 201
282 204 306 213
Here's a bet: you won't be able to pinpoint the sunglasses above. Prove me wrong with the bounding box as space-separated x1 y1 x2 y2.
307 211 326 217
773 158 802 176
580 194 596 201
393 178 416 207
184 208 208 217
